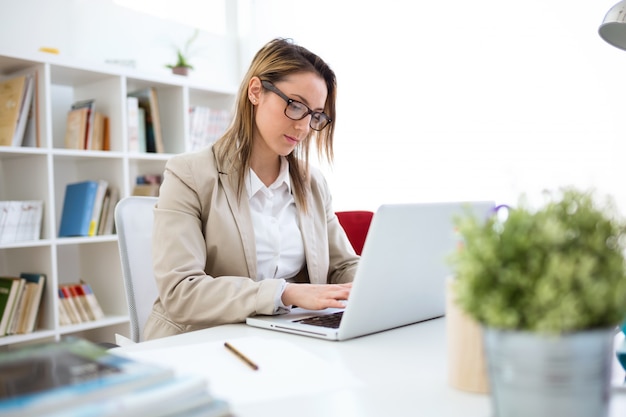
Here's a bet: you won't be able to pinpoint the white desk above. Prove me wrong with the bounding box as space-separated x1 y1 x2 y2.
113 318 626 417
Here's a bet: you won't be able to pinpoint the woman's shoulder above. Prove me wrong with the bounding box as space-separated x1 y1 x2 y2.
308 164 329 186
166 145 219 177
307 164 332 200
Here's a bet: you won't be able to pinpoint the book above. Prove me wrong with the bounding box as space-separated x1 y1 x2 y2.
79 282 105 320
0 337 175 417
44 374 228 417
70 99 96 150
187 106 230 152
97 185 118 235
58 288 80 324
90 111 105 150
11 73 35 147
0 200 44 244
20 71 39 148
66 283 96 321
187 105 208 152
132 173 161 196
57 294 71 326
6 280 27 335
61 284 91 322
16 272 46 334
97 187 111 236
58 286 81 323
0 74 27 147
0 276 24 336
72 284 95 321
88 179 109 237
127 96 140 152
58 180 99 237
102 115 110 151
128 87 163 153
14 283 37 333
63 107 89 150
137 107 147 152
132 183 160 196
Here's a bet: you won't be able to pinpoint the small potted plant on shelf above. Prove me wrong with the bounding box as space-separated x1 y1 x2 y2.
448 186 626 417
165 29 199 76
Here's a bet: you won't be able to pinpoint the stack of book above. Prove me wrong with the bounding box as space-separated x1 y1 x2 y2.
57 282 105 326
64 99 110 151
0 273 46 336
0 71 37 148
0 337 231 417
58 180 118 237
187 105 231 152
0 200 44 244
127 88 164 153
132 173 162 197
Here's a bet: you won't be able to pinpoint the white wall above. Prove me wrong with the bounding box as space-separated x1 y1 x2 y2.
0 0 240 88
2 0 626 213
242 0 626 213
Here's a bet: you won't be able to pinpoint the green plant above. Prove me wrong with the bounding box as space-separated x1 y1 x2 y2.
449 187 626 334
166 29 199 70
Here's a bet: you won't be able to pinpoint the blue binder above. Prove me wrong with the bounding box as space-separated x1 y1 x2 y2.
58 181 98 237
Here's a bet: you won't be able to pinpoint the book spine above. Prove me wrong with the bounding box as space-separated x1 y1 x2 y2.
58 287 81 324
19 273 46 333
12 73 35 147
65 285 92 322
88 180 108 237
57 293 71 326
6 280 26 335
81 283 105 320
71 284 95 321
101 186 118 235
0 278 24 336
16 283 36 334
127 96 140 152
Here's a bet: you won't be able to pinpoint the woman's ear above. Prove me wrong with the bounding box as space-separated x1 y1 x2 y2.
248 76 262 105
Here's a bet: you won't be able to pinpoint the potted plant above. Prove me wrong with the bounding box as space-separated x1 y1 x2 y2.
165 29 199 76
448 187 626 417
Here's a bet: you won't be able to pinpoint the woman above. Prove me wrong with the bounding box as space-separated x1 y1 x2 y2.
144 38 359 340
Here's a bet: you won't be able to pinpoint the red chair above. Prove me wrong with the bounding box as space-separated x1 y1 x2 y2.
336 210 374 255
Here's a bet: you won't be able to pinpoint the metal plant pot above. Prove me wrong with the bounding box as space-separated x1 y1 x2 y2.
483 327 615 417
171 66 189 76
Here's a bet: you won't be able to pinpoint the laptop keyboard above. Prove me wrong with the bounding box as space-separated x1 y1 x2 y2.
294 311 344 328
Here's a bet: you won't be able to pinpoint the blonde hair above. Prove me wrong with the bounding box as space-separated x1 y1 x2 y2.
213 38 337 212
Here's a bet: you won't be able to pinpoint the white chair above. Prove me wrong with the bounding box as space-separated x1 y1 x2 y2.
114 196 159 343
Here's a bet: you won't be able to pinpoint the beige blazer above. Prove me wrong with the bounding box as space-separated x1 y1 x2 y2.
144 146 359 340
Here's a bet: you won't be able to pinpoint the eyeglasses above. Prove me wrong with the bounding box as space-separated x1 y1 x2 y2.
261 80 332 131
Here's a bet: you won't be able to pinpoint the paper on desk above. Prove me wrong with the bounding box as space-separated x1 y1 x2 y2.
114 333 136 347
115 336 363 405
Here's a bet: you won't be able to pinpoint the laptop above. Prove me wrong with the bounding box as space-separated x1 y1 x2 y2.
246 201 495 341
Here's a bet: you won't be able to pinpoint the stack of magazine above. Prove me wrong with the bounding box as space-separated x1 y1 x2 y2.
0 337 230 417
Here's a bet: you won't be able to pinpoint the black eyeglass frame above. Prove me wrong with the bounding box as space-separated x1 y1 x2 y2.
260 80 332 131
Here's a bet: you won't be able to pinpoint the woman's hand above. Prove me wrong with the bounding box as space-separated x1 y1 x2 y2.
281 283 352 310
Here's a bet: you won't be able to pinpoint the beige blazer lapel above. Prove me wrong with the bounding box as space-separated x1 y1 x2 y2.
296 197 325 284
215 155 258 279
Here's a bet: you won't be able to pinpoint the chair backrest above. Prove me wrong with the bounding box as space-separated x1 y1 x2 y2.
336 210 374 255
114 196 159 343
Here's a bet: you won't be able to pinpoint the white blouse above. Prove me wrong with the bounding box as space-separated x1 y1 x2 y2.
246 157 305 282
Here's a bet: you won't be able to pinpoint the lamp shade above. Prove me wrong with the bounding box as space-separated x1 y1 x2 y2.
599 1 626 50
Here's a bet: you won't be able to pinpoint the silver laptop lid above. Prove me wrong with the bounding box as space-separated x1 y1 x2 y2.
337 201 494 340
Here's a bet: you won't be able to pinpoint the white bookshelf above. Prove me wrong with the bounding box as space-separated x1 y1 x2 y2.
0 51 235 347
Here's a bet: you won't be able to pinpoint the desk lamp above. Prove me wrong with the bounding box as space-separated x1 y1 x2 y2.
600 1 626 50
599 1 626 383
